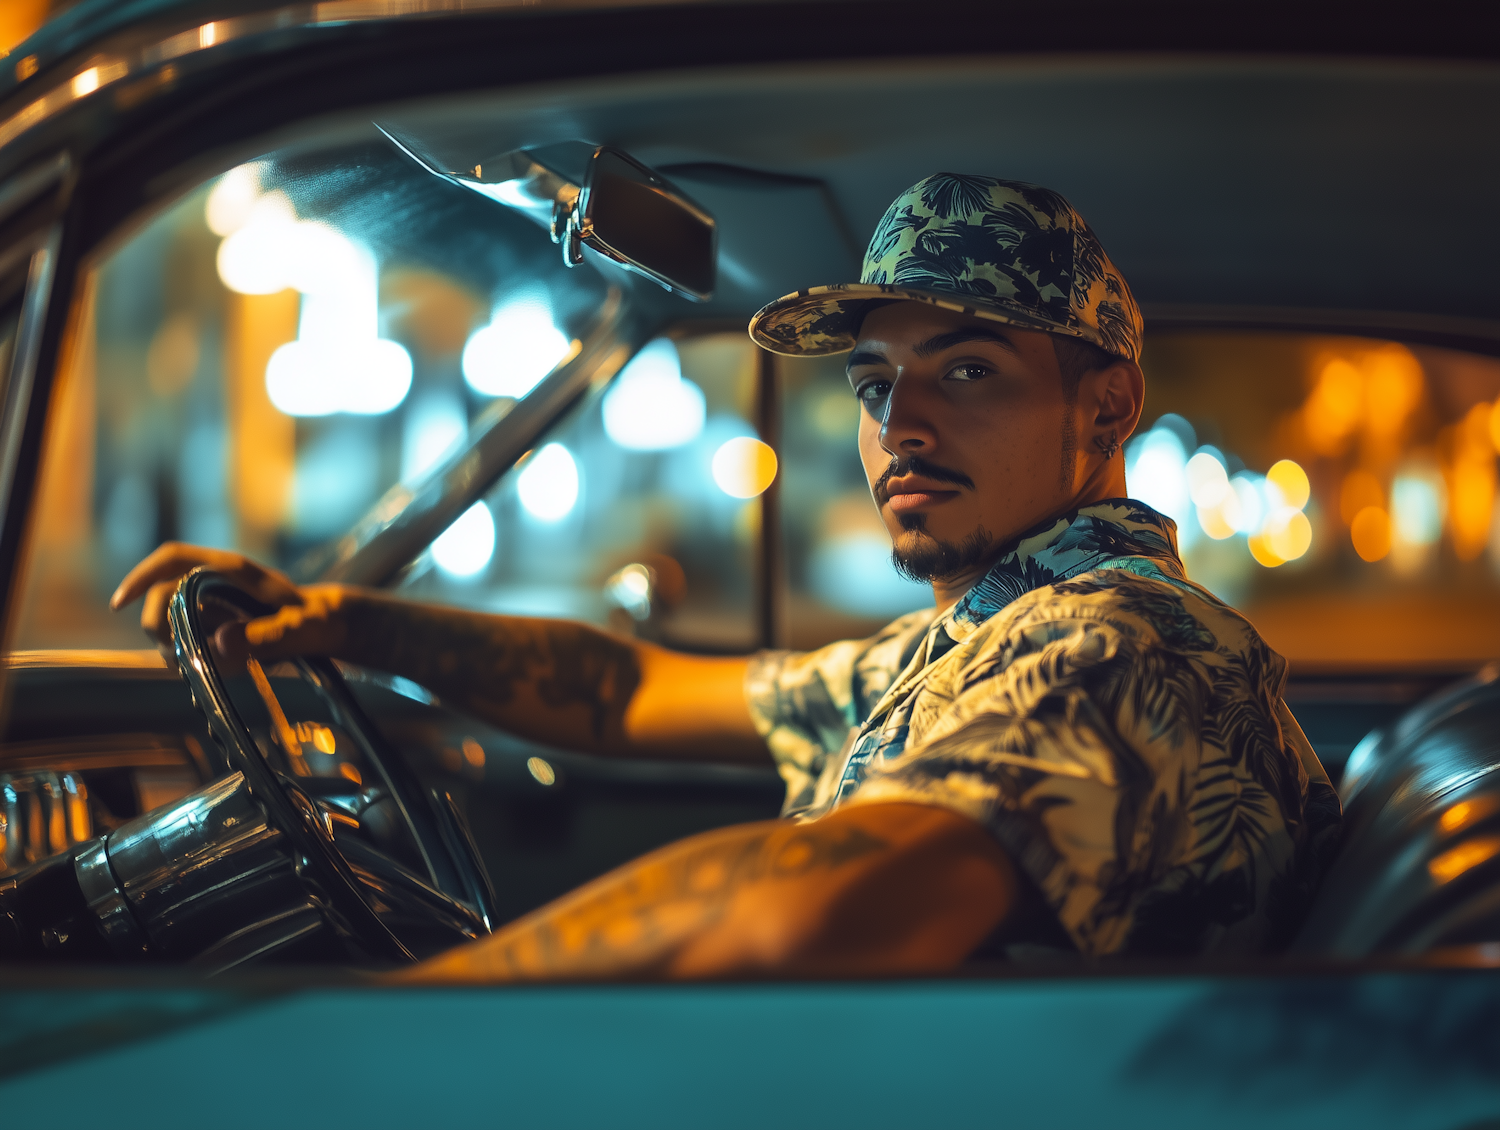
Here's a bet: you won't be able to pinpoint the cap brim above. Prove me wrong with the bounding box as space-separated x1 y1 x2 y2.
748 284 1077 357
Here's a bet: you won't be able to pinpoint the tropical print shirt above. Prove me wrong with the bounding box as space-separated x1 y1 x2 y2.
744 500 1342 959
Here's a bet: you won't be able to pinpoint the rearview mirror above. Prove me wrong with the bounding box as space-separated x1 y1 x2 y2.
374 128 716 302
559 148 716 302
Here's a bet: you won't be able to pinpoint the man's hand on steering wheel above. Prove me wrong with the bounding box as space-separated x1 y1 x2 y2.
110 543 354 666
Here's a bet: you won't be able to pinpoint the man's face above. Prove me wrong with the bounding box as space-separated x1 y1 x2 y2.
847 302 1083 583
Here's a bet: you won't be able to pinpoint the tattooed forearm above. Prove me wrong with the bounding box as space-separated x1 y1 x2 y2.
341 593 642 750
397 816 892 983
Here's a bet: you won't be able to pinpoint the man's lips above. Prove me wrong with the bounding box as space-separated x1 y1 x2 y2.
883 479 961 512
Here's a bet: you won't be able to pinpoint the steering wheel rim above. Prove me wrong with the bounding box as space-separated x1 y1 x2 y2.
169 567 496 964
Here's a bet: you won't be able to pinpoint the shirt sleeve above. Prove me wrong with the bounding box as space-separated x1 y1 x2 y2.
745 611 934 812
845 608 1311 958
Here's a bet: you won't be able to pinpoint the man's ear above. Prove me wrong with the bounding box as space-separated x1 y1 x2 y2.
1086 359 1145 444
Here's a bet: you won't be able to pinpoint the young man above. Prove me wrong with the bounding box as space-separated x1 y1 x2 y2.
113 175 1341 979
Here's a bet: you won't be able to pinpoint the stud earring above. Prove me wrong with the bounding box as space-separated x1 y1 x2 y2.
1094 430 1119 460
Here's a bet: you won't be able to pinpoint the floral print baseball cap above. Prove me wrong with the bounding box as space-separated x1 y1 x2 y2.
748 173 1143 362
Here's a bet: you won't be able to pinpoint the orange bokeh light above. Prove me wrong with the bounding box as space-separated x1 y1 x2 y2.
1449 454 1496 562
1302 358 1363 455
1363 345 1424 439
1350 505 1392 562
1248 533 1284 568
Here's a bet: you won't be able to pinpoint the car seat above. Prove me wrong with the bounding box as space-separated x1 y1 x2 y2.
1294 663 1500 956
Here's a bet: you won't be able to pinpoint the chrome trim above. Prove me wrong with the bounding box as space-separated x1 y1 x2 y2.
1 769 91 874
0 153 69 229
169 570 493 961
190 901 326 974
313 286 634 586
0 227 58 546
0 0 695 157
103 771 309 961
169 578 417 963
73 835 149 957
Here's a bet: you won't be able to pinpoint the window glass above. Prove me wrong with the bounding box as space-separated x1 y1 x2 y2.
1132 332 1500 666
15 134 607 649
398 332 762 653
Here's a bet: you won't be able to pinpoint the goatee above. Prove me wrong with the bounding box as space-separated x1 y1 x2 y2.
890 514 996 583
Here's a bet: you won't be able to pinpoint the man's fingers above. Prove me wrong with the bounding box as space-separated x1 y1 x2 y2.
110 542 302 612
112 543 235 609
140 581 177 645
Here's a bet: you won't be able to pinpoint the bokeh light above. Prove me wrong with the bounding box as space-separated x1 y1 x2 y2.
462 294 572 398
1266 460 1311 510
1351 506 1392 562
206 162 266 237
1126 422 1193 541
602 339 707 451
711 437 778 499
1126 417 1312 571
432 502 496 578
1392 468 1445 547
1266 509 1312 562
209 168 411 416
517 443 580 521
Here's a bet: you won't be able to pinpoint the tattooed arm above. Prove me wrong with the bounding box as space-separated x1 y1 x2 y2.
397 801 1017 982
110 544 765 762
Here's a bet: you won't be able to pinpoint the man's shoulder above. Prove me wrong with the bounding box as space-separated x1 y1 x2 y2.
966 554 1272 669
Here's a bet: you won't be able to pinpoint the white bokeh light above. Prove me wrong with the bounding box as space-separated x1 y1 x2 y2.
206 162 266 236
602 339 706 451
1126 426 1192 540
432 502 496 578
1230 473 1266 535
517 443 580 522
212 173 411 417
261 238 411 416
215 192 299 294
1392 471 1445 546
462 295 572 398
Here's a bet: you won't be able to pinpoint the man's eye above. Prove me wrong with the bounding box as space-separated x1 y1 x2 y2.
946 364 991 382
857 380 892 404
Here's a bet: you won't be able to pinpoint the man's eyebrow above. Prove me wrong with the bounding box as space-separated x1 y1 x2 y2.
911 329 1019 358
845 349 887 372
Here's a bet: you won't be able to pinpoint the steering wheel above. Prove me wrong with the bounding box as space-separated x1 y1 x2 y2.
160 567 497 965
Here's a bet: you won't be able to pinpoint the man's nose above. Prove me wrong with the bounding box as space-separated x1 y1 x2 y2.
879 374 938 456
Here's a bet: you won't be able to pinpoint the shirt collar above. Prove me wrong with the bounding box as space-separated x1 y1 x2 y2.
943 499 1183 641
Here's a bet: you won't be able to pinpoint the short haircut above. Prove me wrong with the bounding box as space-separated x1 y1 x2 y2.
1052 335 1123 404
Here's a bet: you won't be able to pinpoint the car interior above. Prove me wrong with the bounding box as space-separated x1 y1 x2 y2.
4 50 1500 970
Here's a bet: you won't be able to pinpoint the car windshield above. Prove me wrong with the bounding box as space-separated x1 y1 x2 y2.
13 127 1500 670
14 135 608 649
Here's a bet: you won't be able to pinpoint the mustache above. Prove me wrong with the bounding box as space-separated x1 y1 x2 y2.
873 455 975 505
